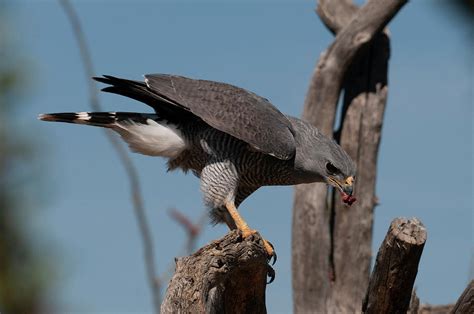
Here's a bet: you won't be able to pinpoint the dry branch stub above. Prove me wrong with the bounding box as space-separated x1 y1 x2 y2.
363 217 427 314
161 230 270 314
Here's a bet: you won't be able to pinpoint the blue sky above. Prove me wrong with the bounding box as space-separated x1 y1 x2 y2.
9 0 472 312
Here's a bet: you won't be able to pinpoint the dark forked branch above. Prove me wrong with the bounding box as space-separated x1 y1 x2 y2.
362 218 427 313
58 1 161 312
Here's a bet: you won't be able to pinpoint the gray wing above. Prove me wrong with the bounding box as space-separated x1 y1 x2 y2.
144 74 296 160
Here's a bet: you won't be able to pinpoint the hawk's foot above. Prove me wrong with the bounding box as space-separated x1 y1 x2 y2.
241 228 277 265
224 202 277 264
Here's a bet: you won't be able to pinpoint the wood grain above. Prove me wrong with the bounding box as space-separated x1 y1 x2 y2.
161 230 269 314
362 218 427 313
293 0 407 312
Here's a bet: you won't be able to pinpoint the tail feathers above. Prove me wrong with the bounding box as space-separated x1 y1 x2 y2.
39 111 187 158
38 111 157 128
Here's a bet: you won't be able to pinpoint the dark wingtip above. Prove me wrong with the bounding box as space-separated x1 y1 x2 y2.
101 86 116 93
93 75 112 84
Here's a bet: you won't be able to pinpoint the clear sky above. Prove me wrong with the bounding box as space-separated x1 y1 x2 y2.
8 0 473 313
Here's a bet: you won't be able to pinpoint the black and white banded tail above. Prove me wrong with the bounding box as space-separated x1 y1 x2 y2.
38 111 157 128
39 111 188 158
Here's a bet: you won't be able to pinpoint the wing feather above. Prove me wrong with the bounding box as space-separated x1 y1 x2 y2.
144 74 295 160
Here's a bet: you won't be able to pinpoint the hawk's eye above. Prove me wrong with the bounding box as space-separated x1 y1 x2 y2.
326 162 339 175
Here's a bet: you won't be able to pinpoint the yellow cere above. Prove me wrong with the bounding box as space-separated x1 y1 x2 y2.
345 176 354 186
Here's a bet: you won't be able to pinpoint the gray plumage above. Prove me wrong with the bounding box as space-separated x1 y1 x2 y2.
39 74 356 227
144 74 296 160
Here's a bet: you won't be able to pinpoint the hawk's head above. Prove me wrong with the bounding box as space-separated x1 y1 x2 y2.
291 118 357 205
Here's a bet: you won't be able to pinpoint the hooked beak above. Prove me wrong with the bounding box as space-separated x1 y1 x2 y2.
327 176 356 205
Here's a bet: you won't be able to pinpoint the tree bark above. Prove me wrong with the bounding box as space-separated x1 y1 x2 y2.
292 0 407 312
409 290 421 314
362 218 427 313
451 280 474 314
329 28 390 312
161 230 269 314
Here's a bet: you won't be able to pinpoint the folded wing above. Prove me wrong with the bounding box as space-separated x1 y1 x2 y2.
143 74 296 160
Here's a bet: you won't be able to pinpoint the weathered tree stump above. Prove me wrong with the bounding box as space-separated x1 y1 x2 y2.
161 230 270 314
362 217 427 313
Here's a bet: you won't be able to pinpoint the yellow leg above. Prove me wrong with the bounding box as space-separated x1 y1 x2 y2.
225 201 275 257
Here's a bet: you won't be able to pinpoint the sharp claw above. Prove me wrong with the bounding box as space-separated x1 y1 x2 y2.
267 265 275 284
266 240 275 250
271 250 277 265
265 240 277 265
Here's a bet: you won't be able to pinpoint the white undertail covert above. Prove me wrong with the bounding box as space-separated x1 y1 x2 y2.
115 119 187 158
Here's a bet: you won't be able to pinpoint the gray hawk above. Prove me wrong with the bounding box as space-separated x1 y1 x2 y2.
39 74 357 266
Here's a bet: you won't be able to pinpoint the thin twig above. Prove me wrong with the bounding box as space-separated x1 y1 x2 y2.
156 208 207 286
58 1 161 312
168 208 207 255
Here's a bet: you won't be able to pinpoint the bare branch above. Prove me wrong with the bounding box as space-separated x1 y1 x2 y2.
58 1 161 312
169 208 201 238
302 0 407 133
169 208 207 255
362 218 427 313
156 209 207 292
316 0 358 34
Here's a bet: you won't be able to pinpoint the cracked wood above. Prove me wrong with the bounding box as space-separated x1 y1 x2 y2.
362 218 427 313
161 230 269 314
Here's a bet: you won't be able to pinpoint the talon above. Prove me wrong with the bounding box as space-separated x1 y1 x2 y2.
267 265 276 284
263 239 277 265
225 202 277 263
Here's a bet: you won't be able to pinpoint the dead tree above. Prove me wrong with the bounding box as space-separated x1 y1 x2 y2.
292 0 407 312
